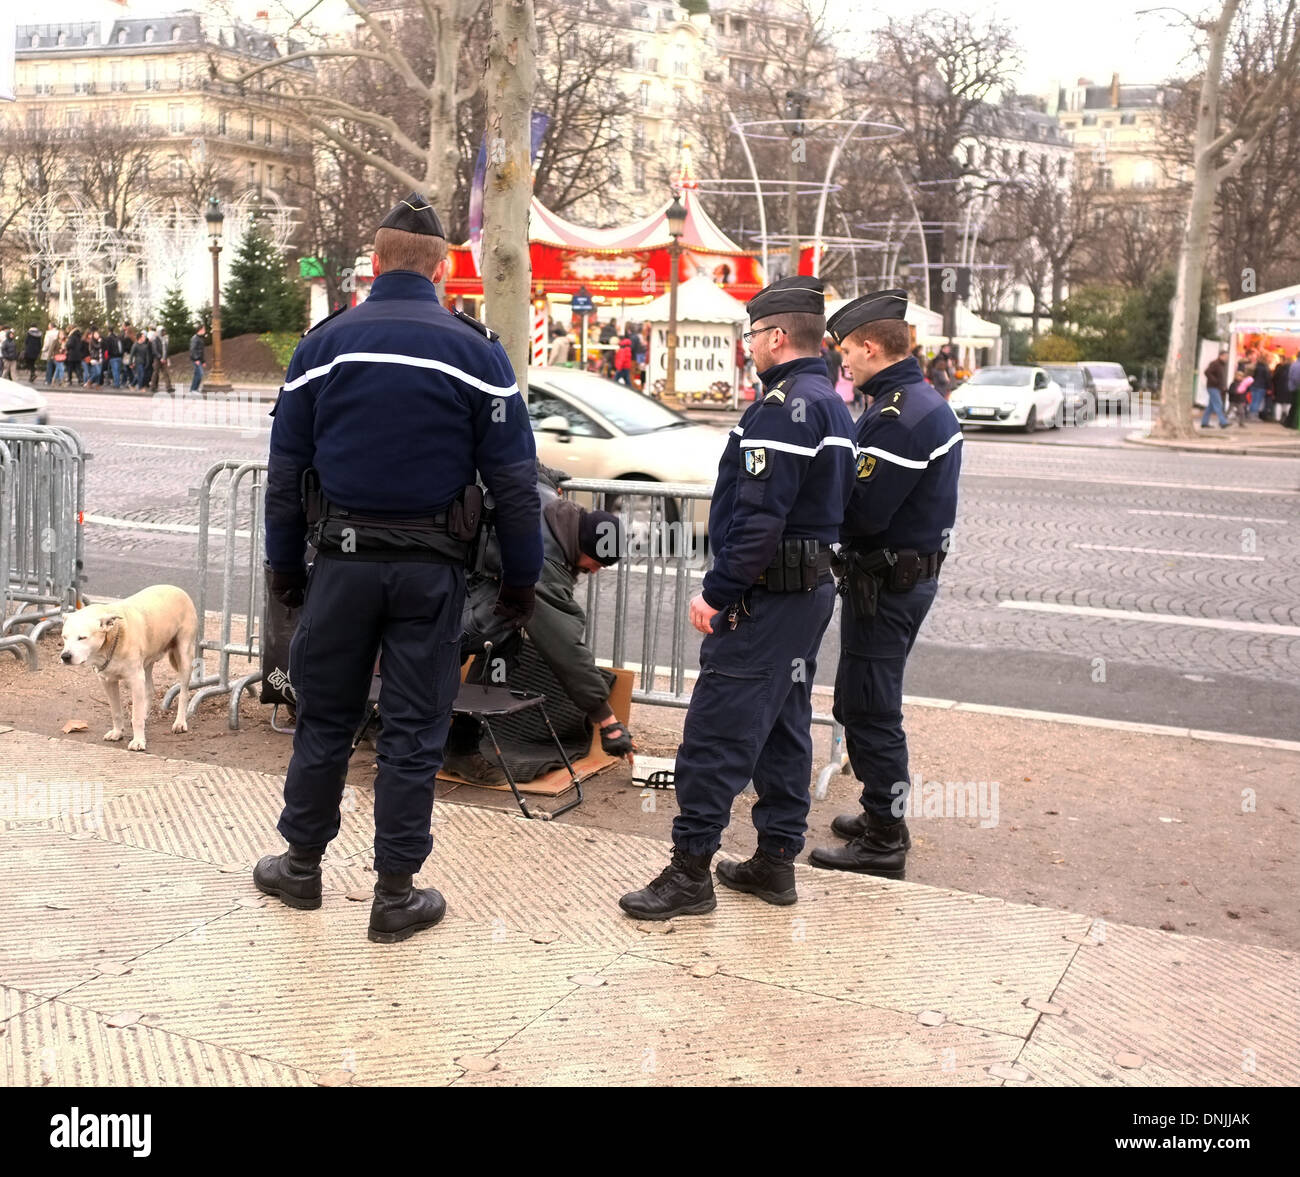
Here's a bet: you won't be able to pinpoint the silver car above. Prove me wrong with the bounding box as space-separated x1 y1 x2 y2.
0 377 50 425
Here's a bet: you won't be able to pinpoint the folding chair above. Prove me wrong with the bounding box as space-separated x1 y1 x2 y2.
350 643 583 821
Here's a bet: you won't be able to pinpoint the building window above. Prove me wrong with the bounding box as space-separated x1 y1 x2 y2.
169 156 185 180
1039 154 1048 176
134 106 150 128
171 25 182 42
634 160 646 190
639 81 650 109
283 124 290 147
267 164 275 189
1058 157 1067 178
169 105 184 133
264 121 272 144
29 34 38 48
246 114 255 141
1082 114 1097 126
26 107 43 130
144 26 155 43
67 108 83 130
144 63 159 89
248 162 257 187
1097 166 1114 189
565 33 578 59
110 63 123 91
965 144 977 168
1120 113 1136 125
1017 149 1027 170
218 110 228 135
117 30 127 45
57 31 67 46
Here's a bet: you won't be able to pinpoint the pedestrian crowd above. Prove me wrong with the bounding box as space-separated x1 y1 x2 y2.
0 320 212 394
1201 346 1298 429
547 316 647 389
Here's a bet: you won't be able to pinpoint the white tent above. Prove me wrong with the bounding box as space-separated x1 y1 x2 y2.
643 276 747 406
639 274 748 323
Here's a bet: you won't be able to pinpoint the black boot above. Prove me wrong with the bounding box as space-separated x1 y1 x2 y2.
253 845 323 909
830 811 912 848
619 848 716 920
809 814 909 879
368 873 446 943
715 849 796 906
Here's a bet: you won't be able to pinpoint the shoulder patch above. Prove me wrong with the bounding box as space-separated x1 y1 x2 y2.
453 308 499 343
856 453 877 481
305 304 348 335
743 447 770 478
762 379 788 405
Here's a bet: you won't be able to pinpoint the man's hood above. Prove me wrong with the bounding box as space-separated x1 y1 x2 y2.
543 497 583 571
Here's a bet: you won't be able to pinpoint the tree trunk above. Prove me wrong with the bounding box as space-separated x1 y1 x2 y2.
481 0 538 389
1158 0 1241 439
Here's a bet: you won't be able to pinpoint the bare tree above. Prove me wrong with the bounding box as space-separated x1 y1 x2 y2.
531 0 635 218
1156 0 1300 438
852 10 1022 318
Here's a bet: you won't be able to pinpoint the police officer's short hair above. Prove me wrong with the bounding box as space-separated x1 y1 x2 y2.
759 312 826 352
848 319 910 359
374 227 449 277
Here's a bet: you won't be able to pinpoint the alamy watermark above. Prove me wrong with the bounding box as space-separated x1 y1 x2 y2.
891 773 1000 828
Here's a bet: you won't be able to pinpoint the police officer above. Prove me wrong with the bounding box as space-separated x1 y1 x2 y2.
254 193 542 943
619 276 857 919
809 289 963 878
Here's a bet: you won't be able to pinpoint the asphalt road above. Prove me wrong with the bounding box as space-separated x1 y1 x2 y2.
38 386 1300 740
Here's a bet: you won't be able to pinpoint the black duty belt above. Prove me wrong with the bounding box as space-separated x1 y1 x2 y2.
311 508 468 564
756 539 833 592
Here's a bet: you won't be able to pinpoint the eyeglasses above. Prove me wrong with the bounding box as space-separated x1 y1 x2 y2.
742 325 781 344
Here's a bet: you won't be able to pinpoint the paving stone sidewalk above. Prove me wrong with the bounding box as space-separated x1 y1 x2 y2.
0 727 1294 1087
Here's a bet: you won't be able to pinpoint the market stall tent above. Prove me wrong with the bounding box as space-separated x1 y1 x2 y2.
641 274 748 406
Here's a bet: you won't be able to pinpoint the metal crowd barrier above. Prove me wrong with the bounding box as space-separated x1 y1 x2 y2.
0 424 88 667
173 463 848 778
163 459 267 728
561 477 842 776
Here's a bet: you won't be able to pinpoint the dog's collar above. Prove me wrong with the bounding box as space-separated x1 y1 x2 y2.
90 626 121 673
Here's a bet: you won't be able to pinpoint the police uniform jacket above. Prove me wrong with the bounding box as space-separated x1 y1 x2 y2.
843 355 962 553
702 355 857 609
265 269 542 587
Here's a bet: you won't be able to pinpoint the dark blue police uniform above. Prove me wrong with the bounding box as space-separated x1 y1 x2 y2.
816 348 961 874
264 269 542 878
670 352 856 858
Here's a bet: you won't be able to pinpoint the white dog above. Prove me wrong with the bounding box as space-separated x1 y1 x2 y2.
59 585 199 752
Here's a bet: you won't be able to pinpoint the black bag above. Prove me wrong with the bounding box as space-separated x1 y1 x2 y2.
260 567 301 705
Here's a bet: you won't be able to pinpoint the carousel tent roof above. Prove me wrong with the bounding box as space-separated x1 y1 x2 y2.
638 274 749 323
527 188 748 254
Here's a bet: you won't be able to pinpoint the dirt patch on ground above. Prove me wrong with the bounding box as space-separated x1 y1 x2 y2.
218 334 287 384
3 631 1295 952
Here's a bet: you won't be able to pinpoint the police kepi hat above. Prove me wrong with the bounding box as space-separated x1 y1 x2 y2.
746 275 825 322
378 192 446 239
826 288 908 344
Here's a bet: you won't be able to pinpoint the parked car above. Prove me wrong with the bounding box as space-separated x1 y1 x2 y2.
1079 361 1134 414
1041 364 1095 424
948 365 1064 431
0 377 50 425
526 368 725 527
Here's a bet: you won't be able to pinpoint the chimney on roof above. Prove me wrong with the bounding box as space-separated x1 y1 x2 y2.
1110 72 1120 108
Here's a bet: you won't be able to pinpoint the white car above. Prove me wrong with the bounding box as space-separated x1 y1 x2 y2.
949 365 1064 431
526 369 726 525
0 377 50 425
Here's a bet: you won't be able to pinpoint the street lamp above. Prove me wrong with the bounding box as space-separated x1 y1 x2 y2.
664 194 686 400
203 195 232 392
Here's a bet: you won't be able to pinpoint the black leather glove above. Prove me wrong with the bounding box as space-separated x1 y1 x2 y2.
599 720 635 757
268 565 307 609
493 582 536 629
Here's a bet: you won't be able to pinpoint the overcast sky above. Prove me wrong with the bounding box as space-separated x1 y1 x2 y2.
47 0 1213 99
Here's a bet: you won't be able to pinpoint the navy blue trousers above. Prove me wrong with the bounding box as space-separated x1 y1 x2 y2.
277 557 465 875
832 578 937 822
672 582 836 859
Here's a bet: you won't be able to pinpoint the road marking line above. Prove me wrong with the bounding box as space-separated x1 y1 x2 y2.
50 414 270 434
997 599 1300 636
602 660 1300 753
1127 509 1290 524
118 442 207 451
85 514 251 539
963 471 1300 494
1071 542 1263 561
